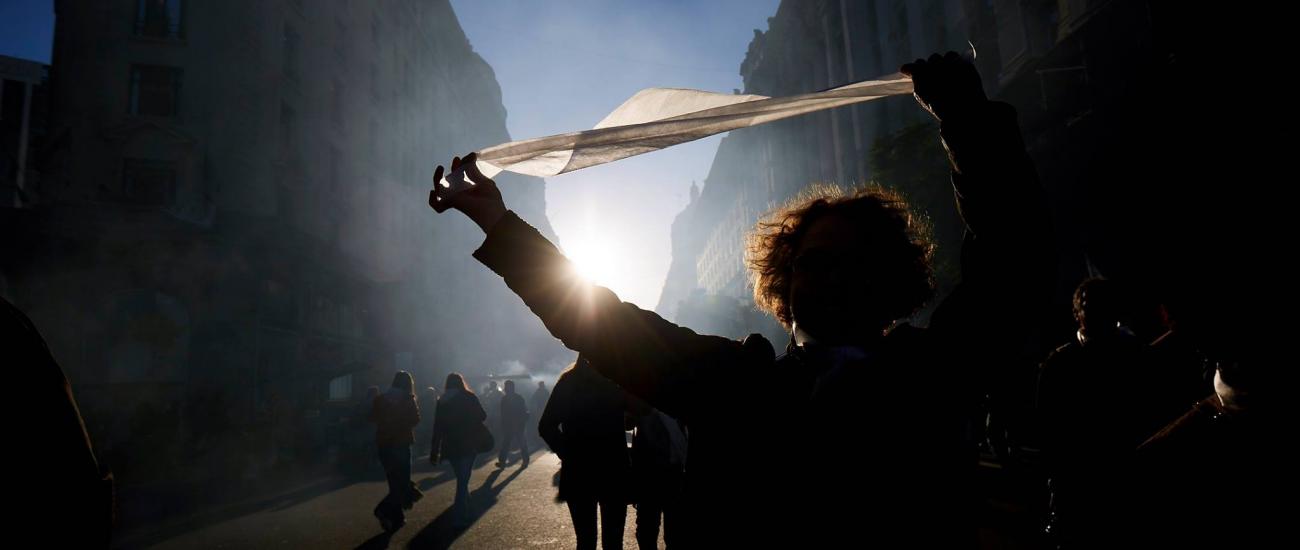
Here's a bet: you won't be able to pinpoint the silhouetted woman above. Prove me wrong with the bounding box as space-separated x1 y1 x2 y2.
371 371 421 532
539 357 630 550
431 372 488 524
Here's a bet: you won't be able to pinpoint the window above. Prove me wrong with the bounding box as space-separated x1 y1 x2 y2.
329 374 352 401
283 23 300 81
128 65 181 116
121 158 177 206
135 0 183 39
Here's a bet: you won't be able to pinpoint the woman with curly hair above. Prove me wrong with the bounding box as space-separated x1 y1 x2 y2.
747 182 937 347
428 53 1052 546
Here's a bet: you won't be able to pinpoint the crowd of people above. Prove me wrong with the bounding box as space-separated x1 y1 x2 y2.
15 51 1280 549
421 52 1281 548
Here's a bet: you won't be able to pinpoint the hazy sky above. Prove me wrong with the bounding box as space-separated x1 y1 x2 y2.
449 0 780 309
1 0 782 310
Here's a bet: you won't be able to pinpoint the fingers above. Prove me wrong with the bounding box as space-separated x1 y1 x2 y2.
463 152 493 186
903 51 979 86
429 152 496 215
906 51 968 77
429 164 449 213
900 57 926 77
942 50 977 76
430 189 450 213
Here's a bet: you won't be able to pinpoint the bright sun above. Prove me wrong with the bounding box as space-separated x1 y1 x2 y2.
565 234 617 287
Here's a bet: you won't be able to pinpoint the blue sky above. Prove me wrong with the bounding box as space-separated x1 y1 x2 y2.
0 0 54 63
449 0 780 308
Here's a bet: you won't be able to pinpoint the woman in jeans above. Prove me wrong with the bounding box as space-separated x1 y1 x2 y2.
430 372 487 524
370 371 421 532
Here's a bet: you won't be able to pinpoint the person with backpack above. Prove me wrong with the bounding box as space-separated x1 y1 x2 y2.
628 396 686 549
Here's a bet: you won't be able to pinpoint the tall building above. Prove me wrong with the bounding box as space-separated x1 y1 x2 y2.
657 0 969 338
659 0 1206 340
0 0 563 489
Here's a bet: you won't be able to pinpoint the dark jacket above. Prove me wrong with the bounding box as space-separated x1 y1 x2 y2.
1036 335 1152 472
5 297 114 547
1134 397 1288 549
471 101 1051 546
538 360 630 501
430 390 487 459
629 408 685 503
500 391 528 431
371 389 420 447
530 386 551 413
1146 329 1214 425
1037 330 1211 479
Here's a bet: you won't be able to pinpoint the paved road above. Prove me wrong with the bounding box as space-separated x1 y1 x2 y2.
136 451 660 549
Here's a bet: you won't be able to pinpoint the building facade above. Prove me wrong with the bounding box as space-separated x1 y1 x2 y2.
0 0 563 488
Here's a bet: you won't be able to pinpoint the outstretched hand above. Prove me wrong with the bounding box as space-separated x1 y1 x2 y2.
900 51 987 123
429 152 508 233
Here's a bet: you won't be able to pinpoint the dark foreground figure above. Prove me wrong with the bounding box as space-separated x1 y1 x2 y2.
430 52 1052 546
1133 331 1287 550
627 396 685 549
4 296 114 547
540 359 631 550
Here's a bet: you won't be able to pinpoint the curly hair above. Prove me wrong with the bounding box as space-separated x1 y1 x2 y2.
745 184 936 329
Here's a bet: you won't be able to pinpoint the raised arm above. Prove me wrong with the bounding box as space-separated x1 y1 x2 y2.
429 155 752 418
901 53 1054 349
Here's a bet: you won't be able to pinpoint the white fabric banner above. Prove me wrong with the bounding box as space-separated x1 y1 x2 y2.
464 73 914 180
